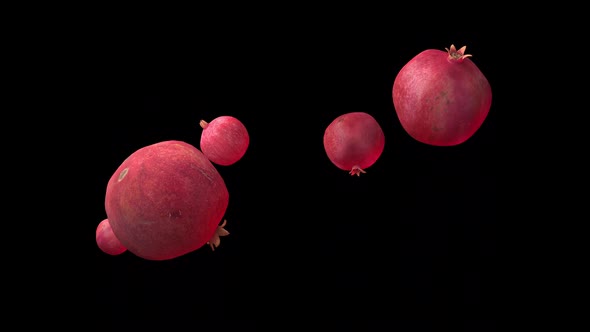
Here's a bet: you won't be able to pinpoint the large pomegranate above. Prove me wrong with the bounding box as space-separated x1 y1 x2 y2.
104 140 229 260
392 44 492 146
323 112 385 176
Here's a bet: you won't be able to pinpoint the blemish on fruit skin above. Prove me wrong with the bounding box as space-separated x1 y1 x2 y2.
168 210 182 219
190 163 213 183
432 124 443 132
118 168 129 182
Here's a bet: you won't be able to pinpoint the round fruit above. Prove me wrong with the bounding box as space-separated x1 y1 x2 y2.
200 116 249 166
104 140 229 260
96 218 127 256
323 112 385 176
392 44 492 146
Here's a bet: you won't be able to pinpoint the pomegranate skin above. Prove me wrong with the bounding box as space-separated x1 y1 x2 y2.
104 140 229 260
96 218 127 256
392 45 492 146
323 112 385 176
200 116 249 166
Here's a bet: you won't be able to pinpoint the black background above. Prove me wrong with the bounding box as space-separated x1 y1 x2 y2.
90 26 498 330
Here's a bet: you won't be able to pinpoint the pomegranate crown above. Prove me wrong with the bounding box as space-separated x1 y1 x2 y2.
445 44 472 61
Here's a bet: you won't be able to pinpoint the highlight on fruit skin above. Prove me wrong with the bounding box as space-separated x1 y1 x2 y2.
96 218 127 256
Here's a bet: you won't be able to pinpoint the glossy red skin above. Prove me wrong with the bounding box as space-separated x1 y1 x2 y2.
323 112 385 172
105 140 229 260
96 218 127 256
392 49 492 146
200 116 249 166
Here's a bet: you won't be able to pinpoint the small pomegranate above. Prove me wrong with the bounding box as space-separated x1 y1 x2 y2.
200 116 249 166
96 218 127 256
104 140 229 260
323 112 385 176
392 44 492 146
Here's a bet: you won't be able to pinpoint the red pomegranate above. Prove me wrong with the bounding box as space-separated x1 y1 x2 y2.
104 140 229 260
200 116 249 166
392 44 492 146
323 112 385 176
96 218 127 256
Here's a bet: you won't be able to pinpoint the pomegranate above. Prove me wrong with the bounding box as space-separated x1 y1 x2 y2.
96 218 127 256
323 112 385 176
199 116 249 166
392 44 492 146
104 140 229 260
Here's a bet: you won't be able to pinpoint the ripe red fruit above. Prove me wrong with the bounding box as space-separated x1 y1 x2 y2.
392 44 492 146
323 112 385 176
200 116 249 166
104 140 229 260
96 218 127 256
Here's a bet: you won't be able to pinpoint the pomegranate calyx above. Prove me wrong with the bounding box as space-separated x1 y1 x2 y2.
349 166 367 176
207 219 230 251
199 120 209 129
445 44 472 61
